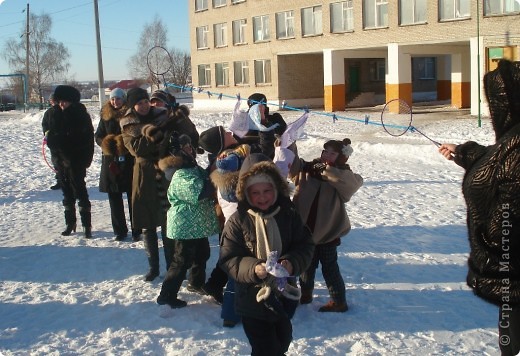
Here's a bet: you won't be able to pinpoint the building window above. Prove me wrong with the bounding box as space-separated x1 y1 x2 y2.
253 15 270 42
232 19 247 45
215 62 229 86
301 6 323 36
234 61 249 85
213 0 226 7
254 59 272 84
417 57 436 79
484 0 520 15
369 60 385 81
231 0 245 3
276 11 295 39
196 26 209 49
400 0 427 25
363 0 388 28
439 0 470 20
330 1 354 33
214 23 227 47
198 64 211 86
195 0 208 11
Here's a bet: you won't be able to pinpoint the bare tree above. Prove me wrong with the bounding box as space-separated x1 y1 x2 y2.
127 15 168 87
127 16 191 92
2 13 70 107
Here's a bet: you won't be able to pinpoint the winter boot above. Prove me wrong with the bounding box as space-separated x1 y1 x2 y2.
143 229 160 281
79 205 92 239
300 289 313 305
61 207 77 236
318 300 349 313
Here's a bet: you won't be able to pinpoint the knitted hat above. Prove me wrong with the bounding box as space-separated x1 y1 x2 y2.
199 126 226 154
126 87 149 108
151 90 174 106
244 172 278 206
110 88 126 101
323 138 353 165
247 93 267 108
484 59 520 140
53 85 81 103
215 144 250 173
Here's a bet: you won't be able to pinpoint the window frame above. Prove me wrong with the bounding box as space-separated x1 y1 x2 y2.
438 0 470 21
234 61 250 85
330 1 354 33
369 60 386 81
484 0 520 16
276 10 295 39
301 5 323 37
399 0 427 25
215 62 230 87
232 19 247 45
196 26 209 49
214 22 228 48
254 59 272 85
195 0 208 12
253 15 270 43
213 0 226 8
363 0 388 29
198 64 211 87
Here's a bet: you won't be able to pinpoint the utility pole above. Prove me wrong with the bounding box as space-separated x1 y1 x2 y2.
93 0 105 108
25 2 30 112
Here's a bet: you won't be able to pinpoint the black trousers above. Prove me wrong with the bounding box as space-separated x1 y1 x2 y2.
160 238 210 299
499 303 520 356
242 315 292 356
58 163 91 227
107 191 132 236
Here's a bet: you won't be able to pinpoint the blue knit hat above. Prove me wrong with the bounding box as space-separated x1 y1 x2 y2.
110 88 126 101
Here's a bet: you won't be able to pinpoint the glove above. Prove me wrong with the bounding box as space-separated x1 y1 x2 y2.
43 130 49 143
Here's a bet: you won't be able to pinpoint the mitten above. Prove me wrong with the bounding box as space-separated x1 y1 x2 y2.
141 124 164 143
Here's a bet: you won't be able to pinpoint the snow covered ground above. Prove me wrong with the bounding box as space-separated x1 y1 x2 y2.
0 101 501 355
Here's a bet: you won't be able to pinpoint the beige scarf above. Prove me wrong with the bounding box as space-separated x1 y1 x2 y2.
247 207 282 260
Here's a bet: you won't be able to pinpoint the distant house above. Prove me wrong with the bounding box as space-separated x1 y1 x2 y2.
108 80 142 90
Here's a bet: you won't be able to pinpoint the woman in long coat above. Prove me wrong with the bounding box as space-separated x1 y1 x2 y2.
95 88 140 241
120 88 175 281
439 59 520 356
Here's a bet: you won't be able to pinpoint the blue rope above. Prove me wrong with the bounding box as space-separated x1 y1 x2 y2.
164 82 410 131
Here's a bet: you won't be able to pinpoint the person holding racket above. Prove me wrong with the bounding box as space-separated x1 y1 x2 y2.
438 59 520 356
288 138 363 312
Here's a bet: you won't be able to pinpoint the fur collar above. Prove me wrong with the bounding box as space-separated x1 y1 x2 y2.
101 101 126 122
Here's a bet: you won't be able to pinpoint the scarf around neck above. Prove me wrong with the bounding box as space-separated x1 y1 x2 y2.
247 206 282 260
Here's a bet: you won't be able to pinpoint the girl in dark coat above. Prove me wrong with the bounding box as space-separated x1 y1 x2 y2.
219 154 314 356
95 88 140 241
439 59 520 356
45 85 94 238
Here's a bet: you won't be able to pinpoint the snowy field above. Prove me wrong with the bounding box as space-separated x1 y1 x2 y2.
0 101 501 355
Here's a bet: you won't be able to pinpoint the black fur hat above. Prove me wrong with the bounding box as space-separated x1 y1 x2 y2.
247 93 267 108
53 85 81 103
126 87 149 109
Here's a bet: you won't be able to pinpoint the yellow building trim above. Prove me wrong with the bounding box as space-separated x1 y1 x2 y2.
437 80 451 101
452 82 470 109
324 84 345 112
385 83 412 106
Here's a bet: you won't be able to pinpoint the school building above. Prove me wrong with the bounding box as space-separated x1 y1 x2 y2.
189 0 520 115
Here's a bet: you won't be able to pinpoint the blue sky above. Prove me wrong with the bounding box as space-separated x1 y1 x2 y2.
0 0 190 82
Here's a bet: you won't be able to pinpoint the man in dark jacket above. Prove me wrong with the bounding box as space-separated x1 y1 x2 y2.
46 85 94 238
439 59 520 356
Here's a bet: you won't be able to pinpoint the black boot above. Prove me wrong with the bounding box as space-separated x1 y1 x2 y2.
79 205 92 239
162 236 175 272
143 229 160 281
61 208 76 236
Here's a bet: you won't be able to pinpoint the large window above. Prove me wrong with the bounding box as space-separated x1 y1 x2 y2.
417 57 436 79
196 26 209 49
330 1 354 33
213 0 226 7
232 19 247 45
276 11 295 39
214 23 227 47
215 62 229 86
253 15 270 42
195 0 208 11
400 0 427 25
234 61 249 85
439 0 470 20
198 64 211 86
301 6 323 36
485 0 520 15
363 0 388 28
254 60 271 85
